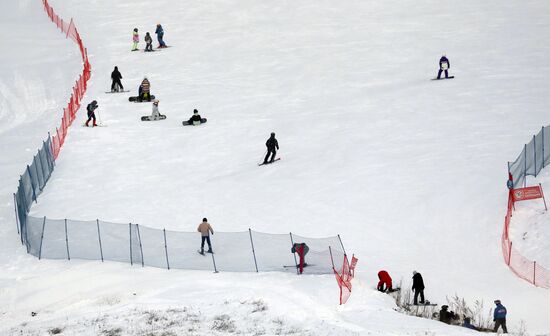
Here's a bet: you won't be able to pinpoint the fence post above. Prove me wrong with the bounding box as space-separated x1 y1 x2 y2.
211 246 219 274
96 219 104 262
136 224 144 267
13 193 20 236
129 223 133 266
65 219 70 260
289 232 299 275
533 135 537 177
337 234 347 255
523 144 527 187
26 166 38 203
38 216 46 260
163 229 170 270
248 229 259 272
533 261 536 285
508 241 512 266
543 126 546 168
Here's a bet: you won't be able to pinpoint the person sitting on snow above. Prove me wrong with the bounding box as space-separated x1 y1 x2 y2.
139 76 151 101
439 305 457 324
186 109 203 125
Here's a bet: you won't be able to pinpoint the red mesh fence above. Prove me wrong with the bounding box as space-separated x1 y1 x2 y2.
331 249 358 304
42 0 91 160
502 190 550 288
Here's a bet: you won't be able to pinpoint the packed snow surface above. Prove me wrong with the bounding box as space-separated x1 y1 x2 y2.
2 0 550 334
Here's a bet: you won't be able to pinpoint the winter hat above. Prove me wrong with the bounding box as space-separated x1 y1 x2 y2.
193 109 198 114
441 305 448 310
91 100 98 106
153 99 159 104
494 300 501 304
412 271 418 275
271 132 275 136
134 28 138 32
203 218 207 222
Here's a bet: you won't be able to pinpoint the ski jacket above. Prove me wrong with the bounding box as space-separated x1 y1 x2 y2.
494 304 507 319
111 68 122 80
439 56 450 70
133 31 139 42
266 137 279 150
197 222 214 237
189 114 202 123
439 309 455 324
145 34 152 43
86 102 98 117
377 270 392 288
412 273 425 291
141 79 150 93
155 25 164 36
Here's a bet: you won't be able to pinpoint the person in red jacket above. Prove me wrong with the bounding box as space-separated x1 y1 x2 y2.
377 270 393 292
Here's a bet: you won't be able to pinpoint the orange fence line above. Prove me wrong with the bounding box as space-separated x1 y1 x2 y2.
42 0 91 159
502 191 550 288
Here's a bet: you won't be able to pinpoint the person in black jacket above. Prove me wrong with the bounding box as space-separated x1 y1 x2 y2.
439 305 457 324
437 55 450 79
263 132 279 164
144 32 153 52
85 100 98 127
186 109 203 125
412 271 425 305
110 66 124 92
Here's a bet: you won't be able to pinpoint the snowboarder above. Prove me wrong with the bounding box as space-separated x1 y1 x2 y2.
197 218 214 254
150 99 161 120
377 270 393 293
155 24 167 48
412 271 425 305
110 66 124 92
144 32 153 52
85 100 98 127
139 76 151 101
263 132 279 164
185 109 203 125
132 28 139 51
493 300 508 333
291 242 309 274
439 305 457 324
437 55 451 79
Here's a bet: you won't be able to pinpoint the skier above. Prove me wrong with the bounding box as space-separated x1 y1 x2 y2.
439 305 457 324
412 271 425 305
186 109 203 125
155 24 167 48
197 218 214 254
139 76 151 101
291 242 309 274
493 300 508 333
377 270 393 293
437 55 451 79
263 132 279 164
132 28 139 51
85 100 98 127
144 32 153 52
110 66 124 92
150 99 161 120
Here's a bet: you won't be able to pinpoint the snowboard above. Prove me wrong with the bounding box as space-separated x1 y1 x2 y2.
431 76 454 81
141 115 167 121
128 95 156 102
412 301 437 306
182 118 207 126
258 158 281 166
105 90 130 94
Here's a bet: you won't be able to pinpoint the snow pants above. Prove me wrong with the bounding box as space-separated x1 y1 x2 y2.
86 113 96 126
494 318 507 333
264 148 277 163
157 33 166 47
132 41 138 51
111 79 123 91
201 236 212 252
437 69 449 79
413 289 424 305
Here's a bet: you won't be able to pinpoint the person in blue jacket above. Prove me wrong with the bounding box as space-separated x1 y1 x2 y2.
493 300 508 333
155 24 167 48
437 55 450 79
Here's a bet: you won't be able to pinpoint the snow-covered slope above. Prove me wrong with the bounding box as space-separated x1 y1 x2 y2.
2 0 550 334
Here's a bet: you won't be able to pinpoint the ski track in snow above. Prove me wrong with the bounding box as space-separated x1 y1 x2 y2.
2 0 550 334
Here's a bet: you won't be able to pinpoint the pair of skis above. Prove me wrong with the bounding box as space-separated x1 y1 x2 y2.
258 158 281 166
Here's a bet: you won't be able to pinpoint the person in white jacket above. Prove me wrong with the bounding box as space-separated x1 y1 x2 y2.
151 99 161 120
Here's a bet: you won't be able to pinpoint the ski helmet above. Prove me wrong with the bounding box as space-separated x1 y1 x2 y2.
193 109 198 114
92 100 97 105
134 28 138 32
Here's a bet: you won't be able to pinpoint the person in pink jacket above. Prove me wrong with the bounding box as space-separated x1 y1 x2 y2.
132 28 139 51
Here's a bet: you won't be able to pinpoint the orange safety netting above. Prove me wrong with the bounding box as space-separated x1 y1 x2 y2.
42 0 91 159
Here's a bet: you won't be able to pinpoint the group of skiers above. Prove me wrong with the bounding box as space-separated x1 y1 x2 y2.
377 270 508 333
132 24 167 52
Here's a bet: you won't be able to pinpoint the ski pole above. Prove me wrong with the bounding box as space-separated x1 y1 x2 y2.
259 150 267 165
96 111 103 125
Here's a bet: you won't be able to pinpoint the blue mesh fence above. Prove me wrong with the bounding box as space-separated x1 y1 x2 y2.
23 215 344 274
509 126 550 188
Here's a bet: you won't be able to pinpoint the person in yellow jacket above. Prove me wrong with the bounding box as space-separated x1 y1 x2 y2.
197 218 214 254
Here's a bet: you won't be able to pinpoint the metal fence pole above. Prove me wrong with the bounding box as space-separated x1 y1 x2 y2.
248 229 259 272
543 126 546 168
129 223 133 266
26 166 38 203
65 219 70 260
13 193 20 236
533 135 537 177
210 238 219 273
163 229 170 270
97 219 104 262
289 232 299 275
38 216 46 260
136 224 144 267
523 144 527 187
337 234 347 255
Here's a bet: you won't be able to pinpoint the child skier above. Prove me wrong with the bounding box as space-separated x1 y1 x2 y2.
144 32 153 52
132 28 139 51
85 100 98 127
155 24 167 48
